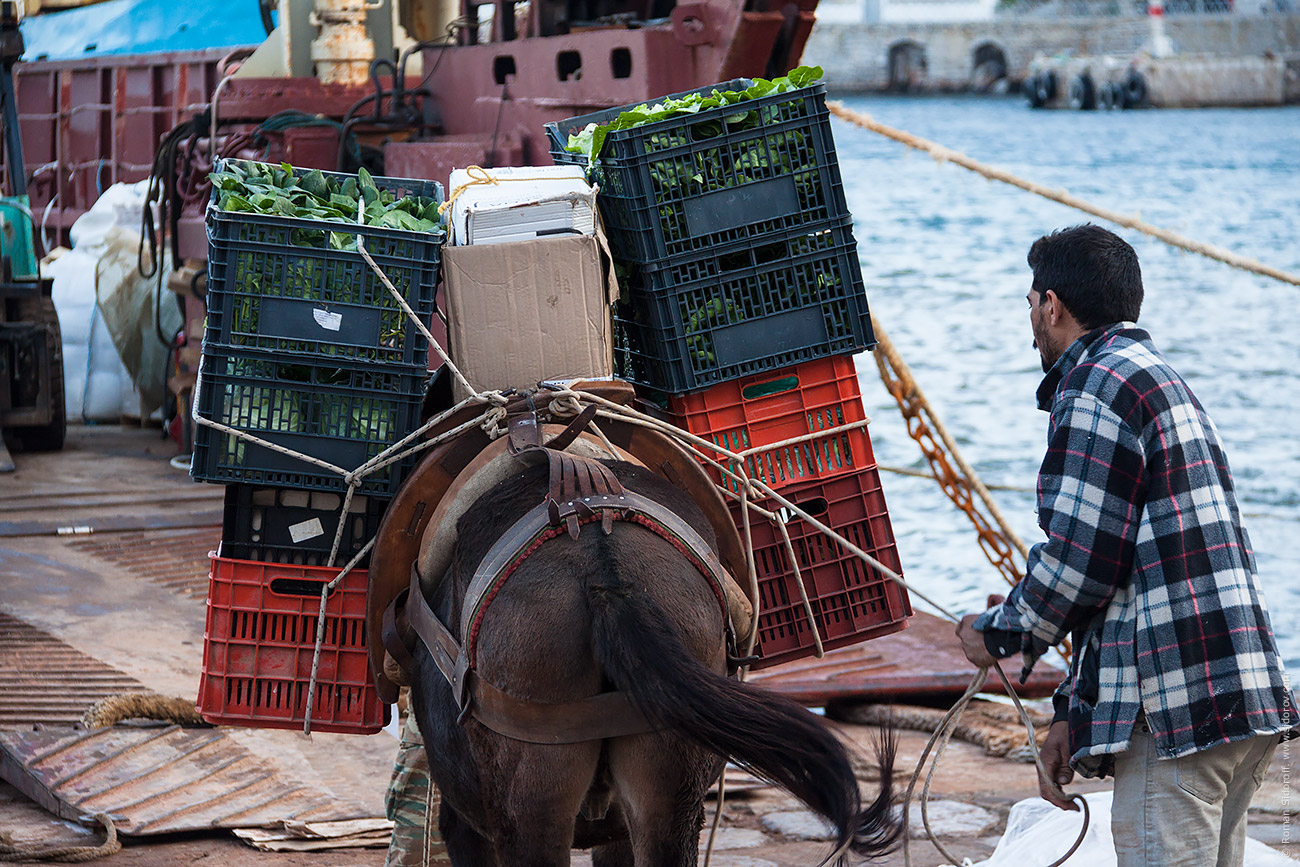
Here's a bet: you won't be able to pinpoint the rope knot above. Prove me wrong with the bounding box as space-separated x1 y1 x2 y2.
439 165 499 216
548 394 585 418
480 404 509 439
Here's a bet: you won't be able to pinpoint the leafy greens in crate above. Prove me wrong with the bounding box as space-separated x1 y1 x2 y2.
563 65 825 168
206 160 443 364
209 161 443 238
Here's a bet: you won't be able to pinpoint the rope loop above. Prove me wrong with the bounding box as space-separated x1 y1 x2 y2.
0 812 120 862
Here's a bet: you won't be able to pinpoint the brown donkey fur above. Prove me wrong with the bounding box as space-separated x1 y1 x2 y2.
409 460 902 866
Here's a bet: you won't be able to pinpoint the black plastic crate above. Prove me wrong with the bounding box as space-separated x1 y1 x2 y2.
192 349 425 496
613 219 874 394
221 485 390 567
547 80 850 265
206 159 444 368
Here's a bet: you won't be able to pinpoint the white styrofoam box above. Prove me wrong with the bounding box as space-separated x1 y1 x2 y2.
448 165 596 246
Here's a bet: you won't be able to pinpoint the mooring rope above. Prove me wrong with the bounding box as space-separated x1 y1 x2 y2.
826 101 1300 289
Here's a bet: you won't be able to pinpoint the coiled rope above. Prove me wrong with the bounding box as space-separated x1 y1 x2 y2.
0 814 120 863
191 240 1087 863
826 101 1300 289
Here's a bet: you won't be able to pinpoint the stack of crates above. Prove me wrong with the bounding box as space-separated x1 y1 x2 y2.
548 81 911 669
191 159 445 733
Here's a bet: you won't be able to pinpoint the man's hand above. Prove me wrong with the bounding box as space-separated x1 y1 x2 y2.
955 614 997 668
1038 720 1079 811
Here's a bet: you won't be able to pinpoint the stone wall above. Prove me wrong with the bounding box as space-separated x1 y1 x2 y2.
803 14 1300 90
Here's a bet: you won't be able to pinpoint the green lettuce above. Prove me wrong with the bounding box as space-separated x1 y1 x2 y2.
565 66 825 166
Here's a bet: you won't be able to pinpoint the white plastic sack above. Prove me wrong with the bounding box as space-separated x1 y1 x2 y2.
957 790 1294 867
46 181 160 422
46 247 133 421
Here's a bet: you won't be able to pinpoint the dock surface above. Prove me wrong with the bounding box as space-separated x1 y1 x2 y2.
1 425 1294 865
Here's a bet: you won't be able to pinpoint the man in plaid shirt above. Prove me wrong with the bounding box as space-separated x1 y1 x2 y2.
955 224 1295 866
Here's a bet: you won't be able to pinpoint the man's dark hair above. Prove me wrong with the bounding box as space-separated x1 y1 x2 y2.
1027 224 1143 328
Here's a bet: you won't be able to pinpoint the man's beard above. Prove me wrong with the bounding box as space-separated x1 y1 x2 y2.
1033 328 1057 373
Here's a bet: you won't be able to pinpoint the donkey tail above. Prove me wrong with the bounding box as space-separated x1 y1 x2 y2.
587 574 903 862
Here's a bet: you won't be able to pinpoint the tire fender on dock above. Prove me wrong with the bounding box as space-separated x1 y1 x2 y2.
1067 72 1096 110
1123 70 1148 108
1036 70 1057 105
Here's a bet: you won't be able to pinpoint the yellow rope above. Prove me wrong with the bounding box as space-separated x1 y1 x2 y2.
827 101 1300 288
438 165 551 218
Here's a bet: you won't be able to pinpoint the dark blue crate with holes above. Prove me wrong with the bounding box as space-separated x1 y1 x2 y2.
192 349 425 497
220 484 390 568
546 79 850 266
613 217 874 394
205 159 444 369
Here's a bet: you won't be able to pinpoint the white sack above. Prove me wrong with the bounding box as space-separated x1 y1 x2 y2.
958 790 1293 867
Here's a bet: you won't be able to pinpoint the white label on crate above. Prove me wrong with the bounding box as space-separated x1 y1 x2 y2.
313 308 343 331
289 518 326 544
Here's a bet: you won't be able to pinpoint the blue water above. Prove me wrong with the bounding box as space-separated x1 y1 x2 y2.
832 96 1300 669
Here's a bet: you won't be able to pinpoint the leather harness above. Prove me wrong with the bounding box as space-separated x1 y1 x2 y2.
382 408 736 745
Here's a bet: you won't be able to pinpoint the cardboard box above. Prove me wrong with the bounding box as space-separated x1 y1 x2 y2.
442 233 617 399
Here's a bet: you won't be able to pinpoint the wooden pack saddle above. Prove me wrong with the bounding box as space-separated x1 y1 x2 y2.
367 380 754 742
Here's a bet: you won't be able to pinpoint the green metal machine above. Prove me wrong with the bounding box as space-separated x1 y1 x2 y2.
0 0 64 470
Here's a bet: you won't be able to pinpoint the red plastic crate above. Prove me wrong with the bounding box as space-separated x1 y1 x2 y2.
732 463 912 670
663 356 872 493
198 553 386 734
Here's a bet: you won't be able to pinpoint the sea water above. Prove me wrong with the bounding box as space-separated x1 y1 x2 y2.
833 96 1300 669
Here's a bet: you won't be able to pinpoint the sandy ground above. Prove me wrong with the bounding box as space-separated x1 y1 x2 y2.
1 425 1296 865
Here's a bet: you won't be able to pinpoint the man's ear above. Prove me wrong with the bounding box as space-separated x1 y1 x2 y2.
1043 289 1063 325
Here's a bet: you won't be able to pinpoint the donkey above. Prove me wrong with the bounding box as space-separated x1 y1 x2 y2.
406 458 901 866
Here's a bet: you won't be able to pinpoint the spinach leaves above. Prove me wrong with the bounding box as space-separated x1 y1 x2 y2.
209 161 443 240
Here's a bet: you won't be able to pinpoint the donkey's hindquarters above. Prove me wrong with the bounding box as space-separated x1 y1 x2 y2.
410 462 902 866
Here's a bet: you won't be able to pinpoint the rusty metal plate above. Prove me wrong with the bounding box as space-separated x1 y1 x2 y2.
746 611 1065 705
0 725 369 835
0 612 146 729
63 527 219 597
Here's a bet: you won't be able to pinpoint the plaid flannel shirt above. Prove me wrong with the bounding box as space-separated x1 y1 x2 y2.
975 323 1295 778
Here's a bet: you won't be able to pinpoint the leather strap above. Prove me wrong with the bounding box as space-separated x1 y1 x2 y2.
404 565 472 710
544 404 600 453
458 490 732 667
394 565 656 744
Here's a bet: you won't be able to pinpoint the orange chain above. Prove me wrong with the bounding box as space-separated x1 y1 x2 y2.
871 322 1071 660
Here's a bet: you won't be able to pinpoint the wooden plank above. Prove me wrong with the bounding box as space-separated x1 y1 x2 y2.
747 611 1065 705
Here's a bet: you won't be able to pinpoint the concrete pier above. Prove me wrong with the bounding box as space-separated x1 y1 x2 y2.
803 13 1300 94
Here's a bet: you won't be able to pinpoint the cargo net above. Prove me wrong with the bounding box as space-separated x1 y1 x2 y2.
191 238 1087 867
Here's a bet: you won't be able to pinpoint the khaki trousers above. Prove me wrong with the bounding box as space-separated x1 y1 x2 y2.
1111 724 1279 867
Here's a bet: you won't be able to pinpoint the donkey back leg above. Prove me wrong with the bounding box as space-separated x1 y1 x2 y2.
440 800 493 867
475 736 603 866
606 734 723 866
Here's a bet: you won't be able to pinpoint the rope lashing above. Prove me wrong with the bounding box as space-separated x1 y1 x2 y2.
827 101 1300 289
438 165 499 216
193 245 1085 864
437 164 559 218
